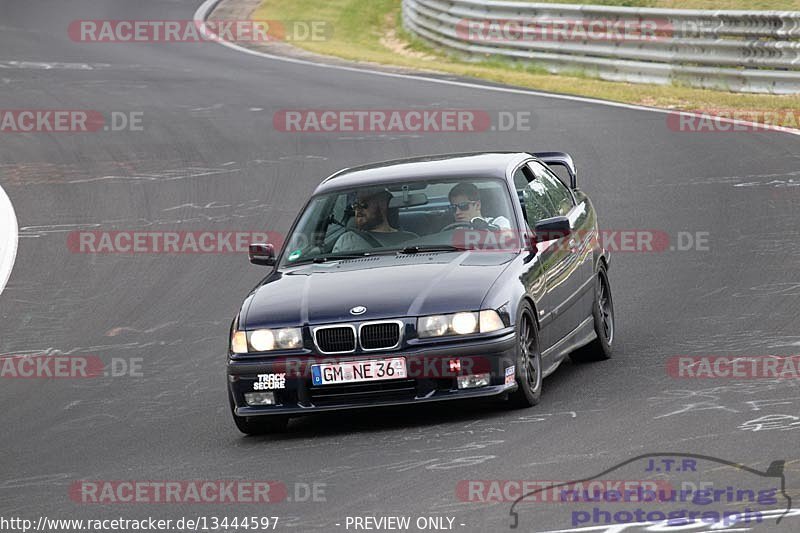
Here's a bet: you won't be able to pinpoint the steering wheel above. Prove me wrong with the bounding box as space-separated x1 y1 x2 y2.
441 217 501 232
440 221 474 232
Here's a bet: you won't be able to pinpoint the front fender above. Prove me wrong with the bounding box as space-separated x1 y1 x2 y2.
479 254 540 330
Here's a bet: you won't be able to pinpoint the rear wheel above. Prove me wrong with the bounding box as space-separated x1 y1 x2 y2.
571 264 614 363
229 392 289 435
508 303 542 408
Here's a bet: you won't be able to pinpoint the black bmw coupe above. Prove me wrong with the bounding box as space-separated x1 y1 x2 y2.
227 152 613 434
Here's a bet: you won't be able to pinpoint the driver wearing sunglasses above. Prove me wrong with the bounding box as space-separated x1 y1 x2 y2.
448 182 511 229
332 188 417 252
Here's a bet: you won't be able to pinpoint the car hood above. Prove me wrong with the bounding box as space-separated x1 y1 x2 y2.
242 252 516 328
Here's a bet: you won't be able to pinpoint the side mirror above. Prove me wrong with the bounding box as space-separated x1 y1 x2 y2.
249 243 276 266
533 216 572 242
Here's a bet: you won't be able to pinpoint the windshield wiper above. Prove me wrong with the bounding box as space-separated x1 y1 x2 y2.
289 246 465 265
398 245 466 254
311 253 371 263
286 253 371 266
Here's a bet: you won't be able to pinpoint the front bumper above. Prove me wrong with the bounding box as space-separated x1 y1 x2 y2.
227 332 517 417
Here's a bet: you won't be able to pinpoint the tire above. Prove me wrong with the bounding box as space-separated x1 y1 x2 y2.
508 302 542 408
229 392 289 435
570 264 614 363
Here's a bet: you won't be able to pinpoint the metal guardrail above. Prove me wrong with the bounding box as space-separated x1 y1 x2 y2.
402 0 800 93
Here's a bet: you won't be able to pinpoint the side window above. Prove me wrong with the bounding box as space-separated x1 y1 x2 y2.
331 194 348 225
528 162 574 217
322 194 349 240
513 168 529 191
516 166 558 225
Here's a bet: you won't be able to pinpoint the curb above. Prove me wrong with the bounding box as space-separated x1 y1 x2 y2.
0 184 18 299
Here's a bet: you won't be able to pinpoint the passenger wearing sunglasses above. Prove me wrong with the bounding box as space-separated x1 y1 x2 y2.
448 182 511 229
332 188 417 252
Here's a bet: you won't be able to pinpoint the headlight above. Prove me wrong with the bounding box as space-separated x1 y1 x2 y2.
276 327 303 348
231 330 248 354
419 315 449 337
479 310 505 333
452 312 478 334
230 328 303 353
417 310 505 338
250 329 276 351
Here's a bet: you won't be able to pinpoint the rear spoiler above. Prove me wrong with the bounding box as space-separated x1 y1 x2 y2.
532 152 577 190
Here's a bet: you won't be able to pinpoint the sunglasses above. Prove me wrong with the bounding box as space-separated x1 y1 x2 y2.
350 201 372 211
450 201 477 212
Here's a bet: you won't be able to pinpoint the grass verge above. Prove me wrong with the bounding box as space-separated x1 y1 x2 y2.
252 0 800 128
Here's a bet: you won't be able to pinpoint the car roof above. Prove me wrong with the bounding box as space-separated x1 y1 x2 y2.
314 152 532 194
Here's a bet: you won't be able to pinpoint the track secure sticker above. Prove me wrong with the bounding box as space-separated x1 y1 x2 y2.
505 365 515 385
288 250 302 261
254 373 286 390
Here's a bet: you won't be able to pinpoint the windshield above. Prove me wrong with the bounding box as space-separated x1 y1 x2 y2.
279 177 517 266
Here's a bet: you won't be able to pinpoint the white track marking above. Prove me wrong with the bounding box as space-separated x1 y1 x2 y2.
0 184 18 298
194 0 800 138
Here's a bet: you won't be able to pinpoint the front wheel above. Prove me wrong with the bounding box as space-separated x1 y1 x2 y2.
570 264 614 363
508 303 542 408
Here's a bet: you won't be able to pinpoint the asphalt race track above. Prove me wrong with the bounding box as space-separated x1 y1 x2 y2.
1 1 799 532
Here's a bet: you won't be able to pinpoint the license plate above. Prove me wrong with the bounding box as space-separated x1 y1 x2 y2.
311 358 407 386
